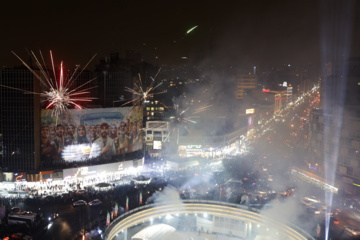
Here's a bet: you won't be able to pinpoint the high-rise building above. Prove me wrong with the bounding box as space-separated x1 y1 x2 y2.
0 69 40 171
236 74 257 100
308 58 360 194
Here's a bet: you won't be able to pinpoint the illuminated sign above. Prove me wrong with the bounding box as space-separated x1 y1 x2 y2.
283 81 287 87
153 140 162 150
40 171 53 182
14 172 27 182
262 89 270 93
246 108 255 114
187 145 202 149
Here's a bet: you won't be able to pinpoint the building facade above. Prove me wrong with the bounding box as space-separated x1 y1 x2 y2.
236 74 257 100
0 69 40 171
308 108 360 194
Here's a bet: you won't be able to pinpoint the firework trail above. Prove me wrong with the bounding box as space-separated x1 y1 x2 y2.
0 50 97 122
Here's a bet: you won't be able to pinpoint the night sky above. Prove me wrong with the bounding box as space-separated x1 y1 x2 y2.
0 0 358 68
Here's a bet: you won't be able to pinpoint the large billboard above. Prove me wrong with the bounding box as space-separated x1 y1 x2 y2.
40 107 143 164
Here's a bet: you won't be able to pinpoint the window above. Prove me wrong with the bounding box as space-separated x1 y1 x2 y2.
147 130 152 134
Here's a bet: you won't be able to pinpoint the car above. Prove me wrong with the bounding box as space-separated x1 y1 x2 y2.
304 196 320 203
77 190 85 195
345 225 360 236
47 212 59 222
10 207 22 213
330 216 339 225
88 199 102 206
73 200 87 207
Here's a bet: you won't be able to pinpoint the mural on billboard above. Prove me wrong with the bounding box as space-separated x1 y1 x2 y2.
40 107 143 164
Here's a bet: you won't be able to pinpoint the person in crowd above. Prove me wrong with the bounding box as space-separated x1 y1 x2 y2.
40 125 55 162
73 125 90 145
89 123 116 159
49 124 56 141
65 124 76 145
89 125 97 143
95 124 101 139
115 121 128 154
131 120 139 150
64 124 69 138
127 121 134 152
109 124 118 139
53 124 67 161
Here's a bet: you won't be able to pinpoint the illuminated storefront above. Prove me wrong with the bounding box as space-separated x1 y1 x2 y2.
62 159 144 184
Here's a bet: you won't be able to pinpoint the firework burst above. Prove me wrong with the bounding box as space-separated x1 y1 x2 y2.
0 50 97 121
120 68 165 115
168 102 212 144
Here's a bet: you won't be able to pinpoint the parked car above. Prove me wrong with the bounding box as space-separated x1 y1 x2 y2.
345 225 360 236
88 199 102 207
73 200 87 207
330 216 339 225
10 207 22 213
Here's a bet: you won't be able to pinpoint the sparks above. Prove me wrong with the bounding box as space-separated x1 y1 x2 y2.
1 50 97 121
120 68 166 116
167 102 212 144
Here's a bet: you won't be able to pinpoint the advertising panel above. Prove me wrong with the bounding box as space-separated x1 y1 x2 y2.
40 171 53 182
53 170 63 181
14 172 27 182
3 172 13 182
40 107 143 164
26 174 40 182
153 140 162 150
246 108 255 114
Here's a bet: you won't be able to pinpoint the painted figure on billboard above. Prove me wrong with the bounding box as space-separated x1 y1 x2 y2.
115 121 129 154
89 123 116 159
40 107 143 164
40 125 56 162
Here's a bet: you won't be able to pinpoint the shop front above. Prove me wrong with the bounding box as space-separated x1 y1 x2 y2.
40 171 53 182
62 159 144 186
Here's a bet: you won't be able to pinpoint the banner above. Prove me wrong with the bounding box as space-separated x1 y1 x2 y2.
114 202 118 217
40 107 143 165
106 212 110 226
126 196 129 211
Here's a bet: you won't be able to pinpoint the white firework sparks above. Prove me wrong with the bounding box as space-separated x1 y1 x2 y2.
168 102 212 144
1 50 97 120
120 68 166 113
